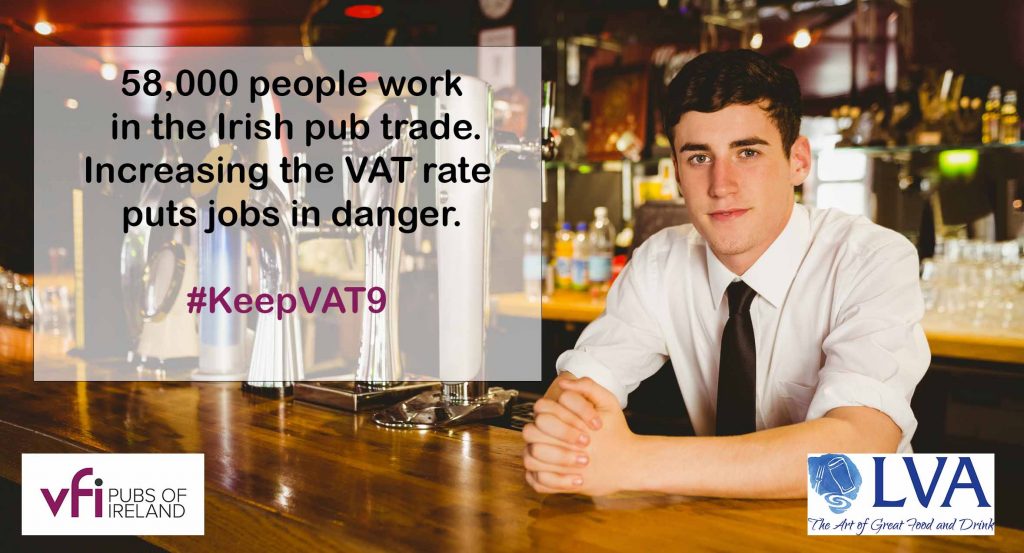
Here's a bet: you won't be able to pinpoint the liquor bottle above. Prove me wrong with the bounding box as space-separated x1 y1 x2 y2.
1000 90 1020 144
554 222 574 289
571 222 589 291
588 207 615 295
523 208 544 302
982 86 1001 144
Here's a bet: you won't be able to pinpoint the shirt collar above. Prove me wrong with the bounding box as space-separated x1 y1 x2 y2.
706 203 810 309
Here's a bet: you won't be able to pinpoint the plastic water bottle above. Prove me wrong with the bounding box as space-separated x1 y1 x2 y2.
523 208 544 302
554 222 574 289
588 207 615 293
571 222 589 291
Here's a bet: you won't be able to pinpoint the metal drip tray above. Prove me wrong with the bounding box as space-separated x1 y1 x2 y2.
372 387 519 429
294 380 439 412
506 401 535 431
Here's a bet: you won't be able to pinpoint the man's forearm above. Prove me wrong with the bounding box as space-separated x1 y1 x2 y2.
624 407 900 498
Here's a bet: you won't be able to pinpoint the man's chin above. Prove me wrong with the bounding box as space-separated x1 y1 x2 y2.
705 236 754 258
693 220 756 256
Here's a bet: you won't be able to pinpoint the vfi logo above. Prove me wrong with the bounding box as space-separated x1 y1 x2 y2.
40 467 103 518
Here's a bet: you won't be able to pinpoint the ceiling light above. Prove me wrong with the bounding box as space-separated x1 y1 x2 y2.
34 21 54 35
344 4 384 19
100 62 118 81
64 98 78 109
750 32 763 49
793 29 811 48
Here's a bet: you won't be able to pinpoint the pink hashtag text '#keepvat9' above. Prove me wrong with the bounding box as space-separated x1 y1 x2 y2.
185 286 386 320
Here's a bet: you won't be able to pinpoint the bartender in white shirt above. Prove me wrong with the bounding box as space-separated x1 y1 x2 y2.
522 49 930 498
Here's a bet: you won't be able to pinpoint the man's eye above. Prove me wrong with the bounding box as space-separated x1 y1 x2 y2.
739 149 760 158
688 154 711 165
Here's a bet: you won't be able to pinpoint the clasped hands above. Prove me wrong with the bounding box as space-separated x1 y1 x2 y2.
522 375 640 496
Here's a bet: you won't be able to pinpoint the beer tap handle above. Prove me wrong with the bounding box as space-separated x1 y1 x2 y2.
540 81 556 203
540 81 556 160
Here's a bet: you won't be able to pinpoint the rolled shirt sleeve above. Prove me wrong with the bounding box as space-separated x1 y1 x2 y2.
556 236 669 409
806 236 931 452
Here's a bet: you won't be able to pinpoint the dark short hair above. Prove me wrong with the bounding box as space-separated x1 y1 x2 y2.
662 49 802 155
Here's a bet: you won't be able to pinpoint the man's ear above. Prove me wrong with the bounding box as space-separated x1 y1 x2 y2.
789 135 812 186
672 152 684 195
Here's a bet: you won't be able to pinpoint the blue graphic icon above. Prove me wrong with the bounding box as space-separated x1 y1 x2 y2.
809 454 862 514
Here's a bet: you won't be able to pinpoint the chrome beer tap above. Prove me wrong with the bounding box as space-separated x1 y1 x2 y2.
242 178 304 396
373 79 556 428
200 93 305 397
292 99 439 410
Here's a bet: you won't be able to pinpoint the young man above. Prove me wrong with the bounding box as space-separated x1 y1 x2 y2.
522 49 930 498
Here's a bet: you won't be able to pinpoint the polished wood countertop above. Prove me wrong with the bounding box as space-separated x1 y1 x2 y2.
1 327 1021 551
494 291 1024 365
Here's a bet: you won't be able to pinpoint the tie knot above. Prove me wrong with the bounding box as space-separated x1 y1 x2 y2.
726 280 756 316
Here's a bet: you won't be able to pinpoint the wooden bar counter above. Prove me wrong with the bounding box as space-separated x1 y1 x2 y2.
1 327 1021 551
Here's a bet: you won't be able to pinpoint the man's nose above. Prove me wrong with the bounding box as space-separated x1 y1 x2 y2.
709 160 739 198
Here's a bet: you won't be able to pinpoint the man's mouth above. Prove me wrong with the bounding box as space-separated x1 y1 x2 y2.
709 208 750 222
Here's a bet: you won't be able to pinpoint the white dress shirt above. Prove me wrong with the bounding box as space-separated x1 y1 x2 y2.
556 203 930 452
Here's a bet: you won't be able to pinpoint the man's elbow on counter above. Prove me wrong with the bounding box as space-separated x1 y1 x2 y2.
823 406 903 454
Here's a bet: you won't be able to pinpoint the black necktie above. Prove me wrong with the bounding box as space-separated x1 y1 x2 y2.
716 280 757 436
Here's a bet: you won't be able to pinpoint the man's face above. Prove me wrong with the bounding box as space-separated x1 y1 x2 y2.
671 102 811 273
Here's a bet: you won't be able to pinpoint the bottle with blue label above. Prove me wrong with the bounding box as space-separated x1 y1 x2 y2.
554 222 574 289
588 207 615 293
571 222 589 291
523 207 544 302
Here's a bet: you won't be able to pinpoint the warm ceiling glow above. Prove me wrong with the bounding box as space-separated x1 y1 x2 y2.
750 32 763 50
344 4 384 19
793 29 812 48
100 62 118 81
64 98 79 110
34 21 54 35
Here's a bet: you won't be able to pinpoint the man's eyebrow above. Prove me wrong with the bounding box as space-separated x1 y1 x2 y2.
677 137 771 153
730 137 770 148
678 142 710 153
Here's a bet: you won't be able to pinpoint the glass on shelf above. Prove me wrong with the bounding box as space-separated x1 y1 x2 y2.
0 269 34 329
920 238 1024 333
37 285 73 336
545 157 667 172
835 141 1024 156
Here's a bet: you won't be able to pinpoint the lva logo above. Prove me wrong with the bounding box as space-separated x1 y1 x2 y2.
807 453 994 536
872 456 991 509
40 467 103 517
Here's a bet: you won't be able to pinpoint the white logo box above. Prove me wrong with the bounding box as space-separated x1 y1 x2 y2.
22 453 204 535
807 453 994 536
